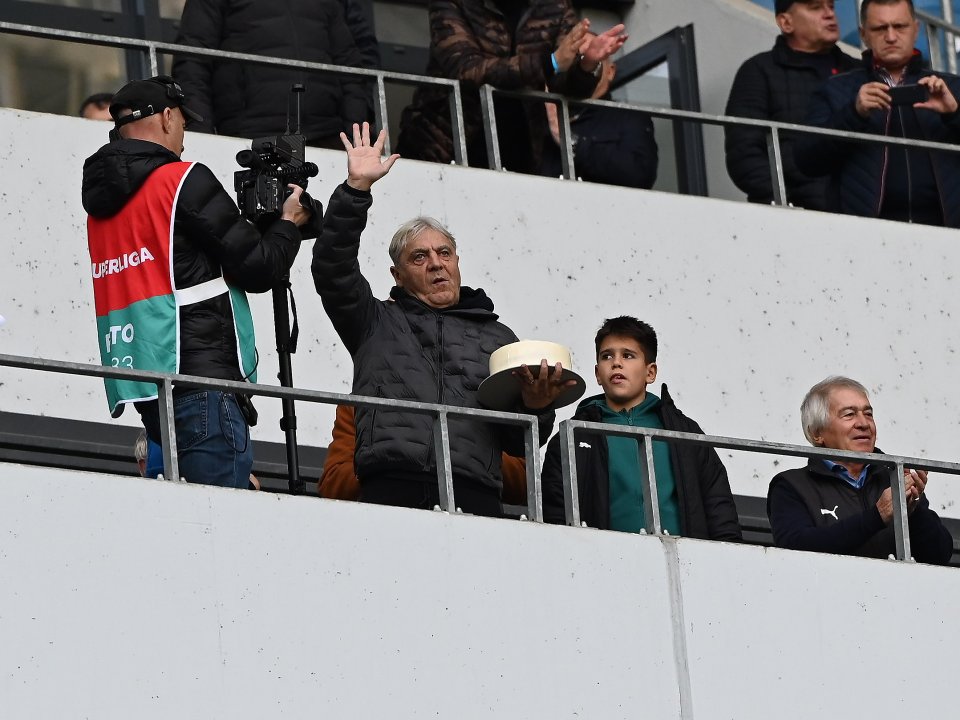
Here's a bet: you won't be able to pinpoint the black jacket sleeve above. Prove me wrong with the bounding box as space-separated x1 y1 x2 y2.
794 79 870 178
176 163 301 292
311 182 380 354
171 0 223 134
540 432 568 524
696 448 742 542
907 498 954 565
724 57 777 202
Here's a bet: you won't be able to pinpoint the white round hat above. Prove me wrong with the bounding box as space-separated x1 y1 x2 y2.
476 340 586 411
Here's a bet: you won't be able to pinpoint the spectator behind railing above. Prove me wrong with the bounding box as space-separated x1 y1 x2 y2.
317 404 530 506
311 123 574 517
797 0 960 226
540 316 742 541
82 75 319 488
767 376 953 564
79 92 115 121
172 0 376 148
540 50 658 189
724 0 857 209
395 0 625 174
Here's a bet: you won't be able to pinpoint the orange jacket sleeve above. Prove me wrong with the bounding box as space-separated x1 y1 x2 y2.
318 405 361 500
500 453 528 506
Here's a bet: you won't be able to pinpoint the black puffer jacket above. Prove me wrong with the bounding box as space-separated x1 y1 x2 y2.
312 183 554 490
724 35 858 209
81 138 301 382
172 0 369 143
395 0 597 172
796 51 960 226
540 387 742 541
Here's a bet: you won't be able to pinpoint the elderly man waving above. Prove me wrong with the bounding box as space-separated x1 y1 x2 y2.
312 123 571 517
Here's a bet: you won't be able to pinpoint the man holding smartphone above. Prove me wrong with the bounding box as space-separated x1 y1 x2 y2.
796 0 960 227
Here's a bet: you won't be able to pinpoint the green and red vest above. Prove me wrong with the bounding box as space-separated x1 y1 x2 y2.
87 161 257 416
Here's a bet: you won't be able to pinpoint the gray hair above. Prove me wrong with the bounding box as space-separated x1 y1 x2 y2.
800 376 870 445
388 217 456 265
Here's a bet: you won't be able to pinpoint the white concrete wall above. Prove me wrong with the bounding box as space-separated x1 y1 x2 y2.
1 464 957 719
3 107 960 517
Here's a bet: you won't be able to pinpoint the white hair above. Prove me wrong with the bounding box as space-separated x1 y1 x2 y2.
800 376 870 445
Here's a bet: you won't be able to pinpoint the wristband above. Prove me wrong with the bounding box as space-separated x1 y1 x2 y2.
550 53 559 73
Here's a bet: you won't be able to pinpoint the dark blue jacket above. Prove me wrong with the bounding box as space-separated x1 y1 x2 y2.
796 51 960 227
767 457 953 565
539 99 658 189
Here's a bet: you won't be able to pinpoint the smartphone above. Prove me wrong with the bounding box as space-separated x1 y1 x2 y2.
888 84 929 106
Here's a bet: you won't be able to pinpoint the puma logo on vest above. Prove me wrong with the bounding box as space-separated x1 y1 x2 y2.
821 505 839 521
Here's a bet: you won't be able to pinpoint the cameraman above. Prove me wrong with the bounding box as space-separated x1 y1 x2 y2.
82 75 314 488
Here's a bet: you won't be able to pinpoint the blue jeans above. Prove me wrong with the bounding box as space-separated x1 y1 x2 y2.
141 390 252 489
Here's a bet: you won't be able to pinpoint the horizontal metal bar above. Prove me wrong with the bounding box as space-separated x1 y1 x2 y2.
564 419 960 477
0 353 539 428
0 20 458 89
4 19 957 160
488 85 960 157
917 8 960 35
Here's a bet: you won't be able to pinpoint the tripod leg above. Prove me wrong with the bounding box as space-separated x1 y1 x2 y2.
272 284 303 494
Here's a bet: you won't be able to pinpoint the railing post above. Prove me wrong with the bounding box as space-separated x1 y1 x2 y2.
147 44 159 76
766 125 788 207
523 416 543 522
558 421 581 527
157 377 180 482
374 74 390 155
556 97 576 180
927 21 945 73
943 0 958 75
479 84 502 171
434 410 456 512
449 82 469 166
889 461 912 561
637 433 663 535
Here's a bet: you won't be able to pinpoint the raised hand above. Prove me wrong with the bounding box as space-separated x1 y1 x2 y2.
341 122 400 192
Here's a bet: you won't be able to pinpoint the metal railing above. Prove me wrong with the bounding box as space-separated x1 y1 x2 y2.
557 420 960 562
918 7 960 75
5 20 960 209
0 353 544 521
3 351 958 564
0 21 960 206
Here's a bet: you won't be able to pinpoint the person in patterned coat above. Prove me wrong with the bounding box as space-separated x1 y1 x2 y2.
396 0 625 173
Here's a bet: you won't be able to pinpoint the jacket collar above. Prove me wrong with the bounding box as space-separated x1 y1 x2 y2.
772 33 847 69
861 48 926 78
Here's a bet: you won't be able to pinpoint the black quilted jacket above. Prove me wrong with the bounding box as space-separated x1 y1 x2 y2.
312 183 554 490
